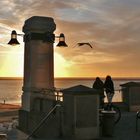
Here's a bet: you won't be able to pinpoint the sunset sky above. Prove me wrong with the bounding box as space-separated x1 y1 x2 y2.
0 0 140 78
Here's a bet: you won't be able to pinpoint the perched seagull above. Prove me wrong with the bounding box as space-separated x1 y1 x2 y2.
76 42 93 48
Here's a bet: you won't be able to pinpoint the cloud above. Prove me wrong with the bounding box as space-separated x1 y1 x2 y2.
0 0 139 77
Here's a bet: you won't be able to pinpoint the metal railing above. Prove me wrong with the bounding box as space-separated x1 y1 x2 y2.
32 87 63 102
26 104 61 140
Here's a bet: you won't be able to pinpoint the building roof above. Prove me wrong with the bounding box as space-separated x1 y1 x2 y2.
120 82 140 87
60 84 99 95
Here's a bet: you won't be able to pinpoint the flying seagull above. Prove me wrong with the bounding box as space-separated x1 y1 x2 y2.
76 42 93 48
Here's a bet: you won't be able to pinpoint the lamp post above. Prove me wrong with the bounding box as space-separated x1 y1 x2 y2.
8 16 67 111
8 31 67 47
7 16 68 138
8 30 20 45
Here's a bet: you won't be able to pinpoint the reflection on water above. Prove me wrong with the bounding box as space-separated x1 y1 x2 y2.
0 78 139 104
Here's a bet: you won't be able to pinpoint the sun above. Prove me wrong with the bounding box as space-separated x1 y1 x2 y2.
0 43 72 78
0 46 24 77
54 52 71 77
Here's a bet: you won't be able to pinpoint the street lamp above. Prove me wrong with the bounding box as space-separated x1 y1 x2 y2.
8 30 68 47
56 33 68 47
8 16 68 138
8 30 20 45
7 16 69 112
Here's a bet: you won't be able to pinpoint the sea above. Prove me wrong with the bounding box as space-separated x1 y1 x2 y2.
0 78 140 105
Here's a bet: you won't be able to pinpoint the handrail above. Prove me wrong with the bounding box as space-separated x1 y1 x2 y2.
33 88 63 102
26 104 61 140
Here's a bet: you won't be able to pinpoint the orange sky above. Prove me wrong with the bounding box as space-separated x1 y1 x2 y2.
0 0 140 78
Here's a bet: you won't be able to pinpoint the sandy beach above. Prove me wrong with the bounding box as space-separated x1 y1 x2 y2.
0 103 20 123
0 103 20 110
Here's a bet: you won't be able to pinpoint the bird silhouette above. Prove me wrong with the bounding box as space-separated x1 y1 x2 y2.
75 42 93 48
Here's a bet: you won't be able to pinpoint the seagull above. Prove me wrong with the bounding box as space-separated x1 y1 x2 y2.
76 42 93 48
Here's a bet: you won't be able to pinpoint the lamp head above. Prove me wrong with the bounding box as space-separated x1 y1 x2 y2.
56 33 68 47
8 30 20 45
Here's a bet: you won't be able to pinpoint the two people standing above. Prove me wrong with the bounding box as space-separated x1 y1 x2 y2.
92 75 114 108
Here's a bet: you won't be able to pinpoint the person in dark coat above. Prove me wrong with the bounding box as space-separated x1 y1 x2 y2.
93 77 105 108
104 75 114 103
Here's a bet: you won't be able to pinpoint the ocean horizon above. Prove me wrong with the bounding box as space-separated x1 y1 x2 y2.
0 76 140 80
0 77 140 105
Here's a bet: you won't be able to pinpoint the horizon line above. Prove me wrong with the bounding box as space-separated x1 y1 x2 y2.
0 76 140 80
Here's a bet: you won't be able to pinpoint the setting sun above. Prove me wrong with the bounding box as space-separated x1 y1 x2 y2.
54 52 71 77
0 46 24 77
0 45 73 78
